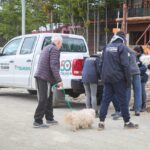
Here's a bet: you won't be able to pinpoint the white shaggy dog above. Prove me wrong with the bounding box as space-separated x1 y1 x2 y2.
64 109 95 131
140 54 150 66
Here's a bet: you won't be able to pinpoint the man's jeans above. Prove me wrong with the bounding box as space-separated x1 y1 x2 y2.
34 78 54 124
99 81 130 123
127 74 142 112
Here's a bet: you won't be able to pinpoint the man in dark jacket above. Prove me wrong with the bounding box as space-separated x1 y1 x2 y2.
33 35 63 128
98 31 138 130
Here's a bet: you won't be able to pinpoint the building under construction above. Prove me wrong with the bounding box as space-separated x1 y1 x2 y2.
87 0 150 54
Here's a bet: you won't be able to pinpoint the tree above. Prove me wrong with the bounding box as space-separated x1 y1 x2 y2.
0 0 123 46
0 0 48 43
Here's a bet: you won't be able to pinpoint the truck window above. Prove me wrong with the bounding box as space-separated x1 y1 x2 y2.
2 38 21 56
20 37 37 54
42 36 87 52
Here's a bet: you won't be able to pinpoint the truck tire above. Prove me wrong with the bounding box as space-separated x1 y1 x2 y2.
52 88 65 107
28 90 37 95
53 96 59 107
68 92 80 98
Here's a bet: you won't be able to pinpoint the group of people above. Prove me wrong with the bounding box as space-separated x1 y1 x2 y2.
32 31 148 130
82 31 148 130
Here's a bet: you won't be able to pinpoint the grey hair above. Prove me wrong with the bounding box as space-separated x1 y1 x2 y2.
51 35 63 43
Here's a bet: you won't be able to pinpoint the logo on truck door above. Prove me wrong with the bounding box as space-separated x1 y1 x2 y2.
0 63 9 70
60 60 71 75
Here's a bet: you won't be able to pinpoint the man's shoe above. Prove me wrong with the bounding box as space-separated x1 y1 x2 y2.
98 123 105 131
135 112 140 116
124 122 139 129
46 119 58 125
33 122 49 128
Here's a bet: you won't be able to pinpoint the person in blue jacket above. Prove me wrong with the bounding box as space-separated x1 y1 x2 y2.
133 45 148 112
82 54 101 116
98 31 138 130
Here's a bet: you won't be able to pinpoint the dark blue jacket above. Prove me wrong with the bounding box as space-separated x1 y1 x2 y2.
137 57 148 83
101 38 131 86
82 55 101 84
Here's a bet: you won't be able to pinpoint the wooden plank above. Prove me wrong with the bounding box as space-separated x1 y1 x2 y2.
116 16 150 23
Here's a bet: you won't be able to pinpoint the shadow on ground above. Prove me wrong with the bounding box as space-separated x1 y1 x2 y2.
0 88 85 109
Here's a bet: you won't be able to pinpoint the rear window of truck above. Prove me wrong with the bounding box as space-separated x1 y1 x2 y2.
42 36 87 52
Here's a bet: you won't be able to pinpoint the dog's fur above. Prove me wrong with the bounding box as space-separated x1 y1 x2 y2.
64 109 95 131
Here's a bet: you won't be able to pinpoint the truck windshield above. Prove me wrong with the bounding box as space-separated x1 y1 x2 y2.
42 36 87 52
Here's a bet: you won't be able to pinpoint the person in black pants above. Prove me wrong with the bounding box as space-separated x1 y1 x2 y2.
98 31 139 130
33 35 63 128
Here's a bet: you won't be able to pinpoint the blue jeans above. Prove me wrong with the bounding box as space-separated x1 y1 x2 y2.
99 81 130 123
127 74 142 112
141 82 146 109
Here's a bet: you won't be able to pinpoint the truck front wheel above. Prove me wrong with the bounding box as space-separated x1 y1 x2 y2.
69 92 80 98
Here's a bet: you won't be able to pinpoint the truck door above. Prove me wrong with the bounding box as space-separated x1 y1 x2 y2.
0 38 22 86
14 36 37 87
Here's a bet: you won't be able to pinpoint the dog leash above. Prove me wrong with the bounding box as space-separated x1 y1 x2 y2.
52 84 73 109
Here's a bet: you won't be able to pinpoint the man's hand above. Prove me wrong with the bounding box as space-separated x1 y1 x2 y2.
57 81 63 89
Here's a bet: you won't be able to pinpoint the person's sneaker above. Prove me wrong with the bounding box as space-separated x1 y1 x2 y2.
33 122 49 128
98 122 105 131
135 112 140 116
124 122 139 129
46 119 58 125
113 112 122 120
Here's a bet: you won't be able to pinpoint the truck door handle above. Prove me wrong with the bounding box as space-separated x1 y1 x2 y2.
9 60 14 63
26 59 32 62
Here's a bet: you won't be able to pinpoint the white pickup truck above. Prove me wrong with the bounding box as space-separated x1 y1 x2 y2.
0 33 89 105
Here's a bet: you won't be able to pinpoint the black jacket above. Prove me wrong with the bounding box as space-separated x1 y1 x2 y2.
137 57 148 83
101 39 131 87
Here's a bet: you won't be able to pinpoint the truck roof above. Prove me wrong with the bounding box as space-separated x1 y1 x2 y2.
12 33 85 40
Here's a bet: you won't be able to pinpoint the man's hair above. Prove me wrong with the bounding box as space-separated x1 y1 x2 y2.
133 45 144 54
51 35 63 43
